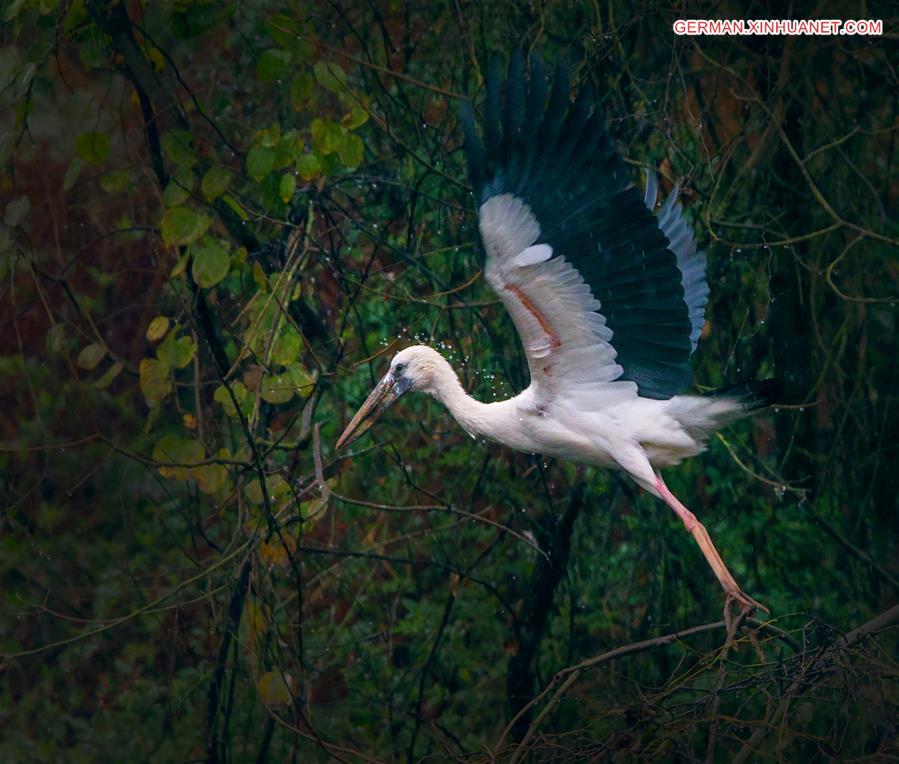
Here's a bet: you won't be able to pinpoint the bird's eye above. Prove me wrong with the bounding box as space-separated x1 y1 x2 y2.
394 363 406 374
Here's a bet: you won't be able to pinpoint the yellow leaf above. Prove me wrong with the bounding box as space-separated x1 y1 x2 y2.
170 253 188 278
245 600 266 643
146 46 166 71
259 538 296 569
258 671 294 706
77 342 106 370
95 361 123 390
146 316 170 343
139 358 171 407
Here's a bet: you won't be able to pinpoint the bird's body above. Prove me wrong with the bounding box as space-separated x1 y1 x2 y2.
380 346 750 492
337 54 777 612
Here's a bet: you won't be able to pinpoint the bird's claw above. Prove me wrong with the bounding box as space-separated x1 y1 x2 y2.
725 589 768 616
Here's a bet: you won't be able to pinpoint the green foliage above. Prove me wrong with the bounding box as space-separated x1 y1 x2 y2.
160 206 210 246
191 236 230 288
255 48 291 83
156 327 196 369
313 60 348 92
1 2 896 763
201 166 232 201
160 130 197 168
246 144 275 180
75 131 109 163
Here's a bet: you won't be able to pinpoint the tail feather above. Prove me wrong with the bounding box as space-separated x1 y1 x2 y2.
708 378 783 411
666 378 781 441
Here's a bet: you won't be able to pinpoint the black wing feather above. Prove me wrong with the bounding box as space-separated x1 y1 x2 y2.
462 55 699 399
504 51 525 150
484 55 503 158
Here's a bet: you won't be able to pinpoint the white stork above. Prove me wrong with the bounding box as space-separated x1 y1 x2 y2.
336 54 779 613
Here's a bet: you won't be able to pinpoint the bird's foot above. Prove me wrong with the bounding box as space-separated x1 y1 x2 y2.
725 587 768 616
722 591 767 653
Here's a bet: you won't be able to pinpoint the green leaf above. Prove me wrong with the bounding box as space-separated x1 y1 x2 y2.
290 73 314 111
201 166 232 201
259 173 283 212
146 316 170 343
95 361 123 389
152 435 204 480
162 174 191 206
243 296 295 359
4 196 30 227
161 206 210 246
318 152 340 176
251 262 269 292
193 463 229 494
191 237 230 288
77 342 106 370
222 194 249 220
63 158 85 191
314 60 347 92
75 132 109 164
213 384 237 417
271 325 302 366
161 130 196 167
214 381 251 418
77 26 106 70
100 170 130 193
255 123 281 149
295 153 320 181
279 173 297 203
139 358 171 407
246 145 275 181
343 105 369 129
311 118 344 155
273 132 302 168
63 0 88 32
281 128 304 153
245 474 291 505
256 48 291 83
337 133 364 169
157 330 196 369
266 14 309 56
260 372 294 404
285 363 315 393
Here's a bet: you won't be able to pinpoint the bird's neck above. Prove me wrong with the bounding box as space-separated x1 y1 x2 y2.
430 362 496 440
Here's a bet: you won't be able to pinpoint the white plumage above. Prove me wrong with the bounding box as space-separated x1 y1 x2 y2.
336 55 777 613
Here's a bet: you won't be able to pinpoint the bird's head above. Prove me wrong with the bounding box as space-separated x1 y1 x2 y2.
335 345 447 449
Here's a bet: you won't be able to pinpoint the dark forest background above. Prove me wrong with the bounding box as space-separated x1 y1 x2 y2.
1 1 897 761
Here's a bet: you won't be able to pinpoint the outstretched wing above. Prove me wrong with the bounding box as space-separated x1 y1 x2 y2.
460 53 709 401
644 172 709 352
477 192 639 409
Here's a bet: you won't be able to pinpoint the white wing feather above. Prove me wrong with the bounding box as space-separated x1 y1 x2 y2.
479 194 638 409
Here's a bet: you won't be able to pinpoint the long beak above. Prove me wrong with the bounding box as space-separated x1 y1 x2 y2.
336 374 410 450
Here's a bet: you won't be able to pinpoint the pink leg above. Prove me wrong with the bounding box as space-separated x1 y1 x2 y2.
655 474 767 614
